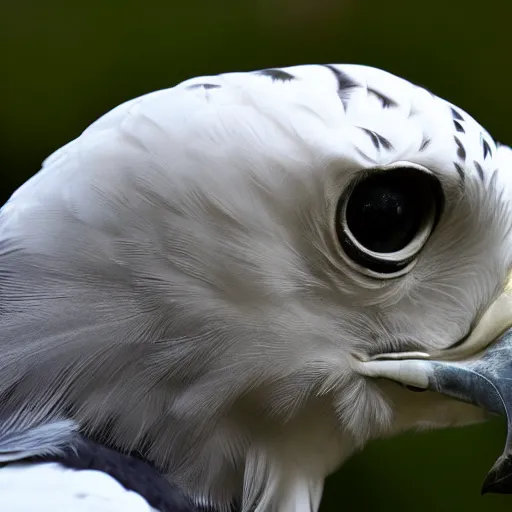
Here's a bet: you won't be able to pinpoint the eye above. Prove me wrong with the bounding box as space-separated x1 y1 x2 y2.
336 166 444 277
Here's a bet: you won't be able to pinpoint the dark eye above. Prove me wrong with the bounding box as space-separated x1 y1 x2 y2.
336 166 443 277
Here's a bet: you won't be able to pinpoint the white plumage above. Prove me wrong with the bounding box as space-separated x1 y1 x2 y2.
0 64 510 511
0 463 156 511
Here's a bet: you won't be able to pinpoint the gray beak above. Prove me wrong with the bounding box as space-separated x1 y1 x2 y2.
427 327 512 494
357 285 512 494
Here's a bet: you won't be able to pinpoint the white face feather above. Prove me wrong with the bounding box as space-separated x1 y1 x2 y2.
0 64 511 511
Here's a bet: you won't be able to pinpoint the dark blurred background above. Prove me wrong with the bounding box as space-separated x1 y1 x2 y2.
3 1 511 510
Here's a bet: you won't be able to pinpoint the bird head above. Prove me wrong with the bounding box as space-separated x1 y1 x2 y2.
0 64 511 511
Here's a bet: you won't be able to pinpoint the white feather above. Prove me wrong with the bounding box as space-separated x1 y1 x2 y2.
0 463 155 512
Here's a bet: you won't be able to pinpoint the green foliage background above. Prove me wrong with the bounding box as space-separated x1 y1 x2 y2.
2 2 511 511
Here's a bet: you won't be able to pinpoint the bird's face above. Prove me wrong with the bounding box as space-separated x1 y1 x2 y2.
1 64 511 511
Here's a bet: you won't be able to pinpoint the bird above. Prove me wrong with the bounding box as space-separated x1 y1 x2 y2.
0 63 510 512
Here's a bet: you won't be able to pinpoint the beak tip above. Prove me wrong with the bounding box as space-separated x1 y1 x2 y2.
481 479 495 496
480 455 512 495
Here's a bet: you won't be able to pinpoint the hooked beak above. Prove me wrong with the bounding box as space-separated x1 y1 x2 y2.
357 275 512 494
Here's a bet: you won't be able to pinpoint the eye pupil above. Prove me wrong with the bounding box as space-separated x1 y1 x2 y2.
346 175 423 253
337 167 443 277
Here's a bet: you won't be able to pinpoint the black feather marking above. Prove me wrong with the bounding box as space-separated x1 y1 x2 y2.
419 137 431 151
451 107 464 121
454 162 466 183
454 136 466 161
367 88 397 108
364 129 380 149
354 146 375 163
187 83 221 90
359 127 393 150
474 161 485 182
323 64 358 90
323 64 359 109
258 69 295 82
482 136 492 159
453 120 465 133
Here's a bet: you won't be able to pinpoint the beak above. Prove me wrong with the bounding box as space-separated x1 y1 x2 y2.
357 275 512 494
